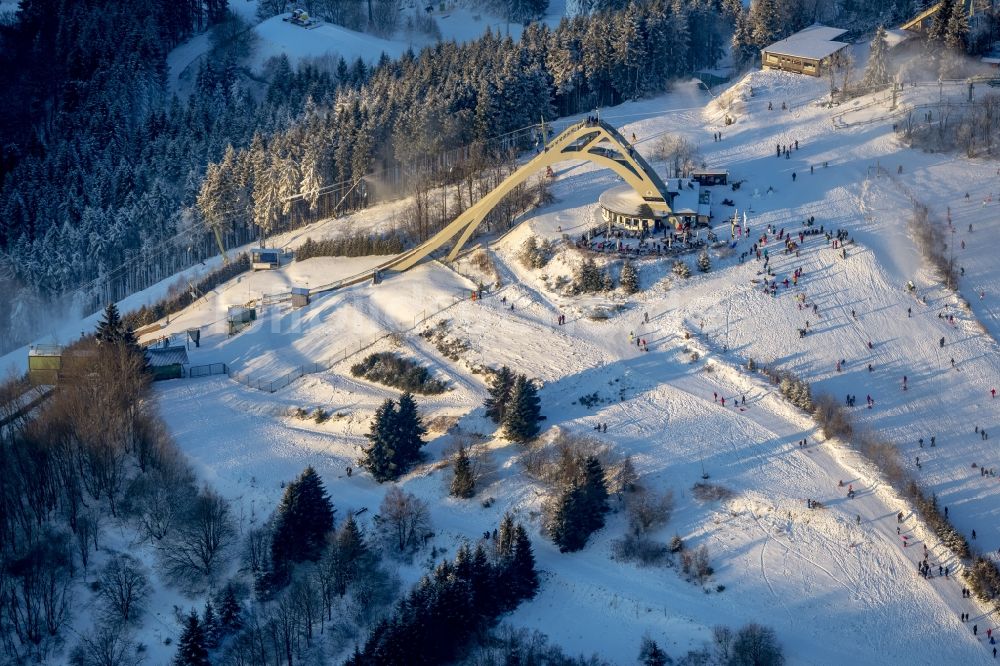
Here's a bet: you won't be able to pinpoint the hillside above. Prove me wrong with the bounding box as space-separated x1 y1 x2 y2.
85 72 1000 663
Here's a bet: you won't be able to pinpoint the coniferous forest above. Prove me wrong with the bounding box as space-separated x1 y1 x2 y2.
0 0 739 354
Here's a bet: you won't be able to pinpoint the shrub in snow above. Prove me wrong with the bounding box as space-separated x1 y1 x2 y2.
519 236 554 269
351 351 447 394
692 482 735 502
680 543 713 583
620 260 639 294
611 534 670 567
697 249 711 273
730 623 785 666
672 259 691 279
626 488 674 535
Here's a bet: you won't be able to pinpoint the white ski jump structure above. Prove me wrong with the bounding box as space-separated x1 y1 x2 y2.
381 118 672 273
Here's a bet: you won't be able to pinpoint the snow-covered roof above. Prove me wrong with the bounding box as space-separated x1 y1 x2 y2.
763 24 849 61
146 345 189 367
666 179 711 218
598 184 664 217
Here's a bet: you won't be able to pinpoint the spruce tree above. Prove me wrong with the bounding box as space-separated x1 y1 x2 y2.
502 374 542 443
95 301 146 370
470 543 495 616
862 26 890 88
620 260 639 294
450 445 475 498
484 366 515 423
930 0 954 44
330 514 371 596
201 600 219 650
550 483 589 552
509 524 539 602
580 455 610 534
96 302 124 345
270 466 336 582
945 3 968 51
217 583 242 634
173 610 210 666
361 399 399 482
697 249 711 272
395 392 426 466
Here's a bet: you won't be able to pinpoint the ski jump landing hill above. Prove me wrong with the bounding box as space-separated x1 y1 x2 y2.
322 118 672 288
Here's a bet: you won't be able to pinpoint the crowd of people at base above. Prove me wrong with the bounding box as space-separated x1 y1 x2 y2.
577 226 712 258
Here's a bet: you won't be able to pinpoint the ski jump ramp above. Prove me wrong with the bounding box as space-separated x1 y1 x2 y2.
381 119 672 273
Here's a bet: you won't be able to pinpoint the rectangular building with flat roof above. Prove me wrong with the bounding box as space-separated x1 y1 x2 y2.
762 25 849 77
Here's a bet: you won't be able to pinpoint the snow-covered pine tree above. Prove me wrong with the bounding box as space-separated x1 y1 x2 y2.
201 600 219 650
503 374 543 443
173 610 210 666
484 366 516 424
361 399 400 482
576 256 602 292
749 0 781 49
945 3 969 51
450 445 475 498
270 466 336 581
620 260 639 294
217 583 243 634
863 26 891 89
673 259 692 278
929 0 954 44
395 392 427 467
697 249 711 272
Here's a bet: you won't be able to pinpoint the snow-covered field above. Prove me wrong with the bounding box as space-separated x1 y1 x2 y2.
9 68 1000 663
121 73 1000 663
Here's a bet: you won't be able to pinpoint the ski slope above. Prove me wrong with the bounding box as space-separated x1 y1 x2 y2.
133 73 1000 663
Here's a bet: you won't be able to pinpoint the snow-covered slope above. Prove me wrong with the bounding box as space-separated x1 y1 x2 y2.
12 70 1000 663
132 74 1000 663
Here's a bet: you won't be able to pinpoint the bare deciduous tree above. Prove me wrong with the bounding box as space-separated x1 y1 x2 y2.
69 623 142 666
97 554 150 625
626 487 674 536
159 487 236 588
376 486 431 555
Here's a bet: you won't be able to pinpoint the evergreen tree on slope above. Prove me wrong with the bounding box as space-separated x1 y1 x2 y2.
361 399 399 482
173 610 210 666
580 455 610 534
620 260 639 294
395 391 426 466
863 26 891 88
217 583 243 634
450 444 475 499
484 366 515 424
270 466 336 581
502 374 542 443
